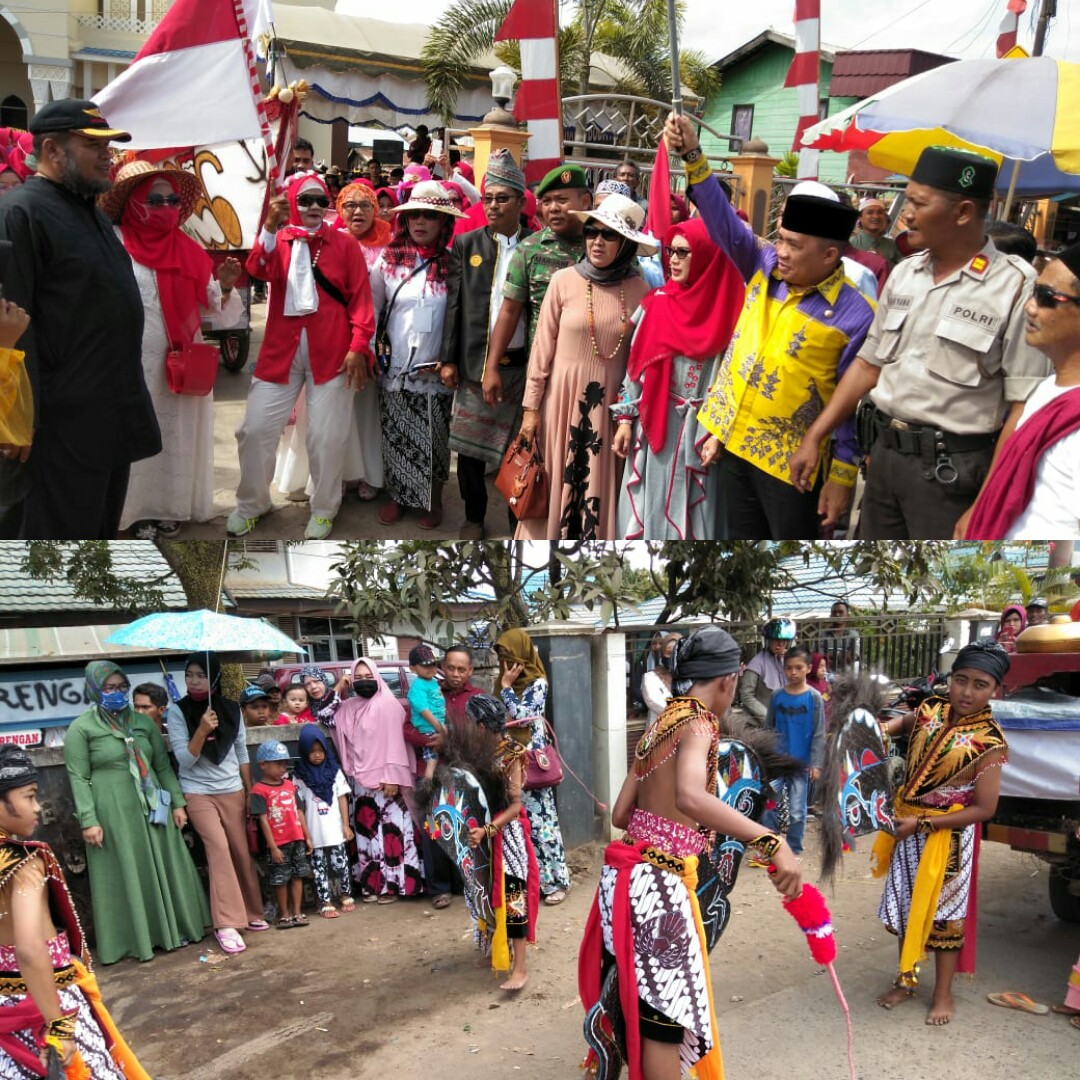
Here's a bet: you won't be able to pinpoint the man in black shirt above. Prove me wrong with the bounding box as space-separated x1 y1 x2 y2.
0 99 160 538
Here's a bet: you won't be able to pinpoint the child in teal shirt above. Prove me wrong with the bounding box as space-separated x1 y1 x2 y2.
407 644 446 780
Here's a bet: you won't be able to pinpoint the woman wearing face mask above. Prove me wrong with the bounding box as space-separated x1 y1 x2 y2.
229 170 376 542
102 162 244 541
515 194 655 540
328 659 422 902
63 661 209 963
612 218 744 539
166 653 267 954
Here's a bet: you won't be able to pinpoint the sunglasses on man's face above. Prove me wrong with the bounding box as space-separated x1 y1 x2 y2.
583 225 622 242
1032 283 1080 309
297 194 331 209
146 194 182 208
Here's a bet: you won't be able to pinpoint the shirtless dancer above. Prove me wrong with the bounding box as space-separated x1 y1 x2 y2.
579 625 801 1080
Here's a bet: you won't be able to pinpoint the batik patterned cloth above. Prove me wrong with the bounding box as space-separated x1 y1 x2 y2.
595 846 718 1077
501 679 571 895
378 387 452 511
0 985 124 1079
352 784 423 897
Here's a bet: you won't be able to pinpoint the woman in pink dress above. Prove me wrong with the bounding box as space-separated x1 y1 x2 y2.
515 194 655 540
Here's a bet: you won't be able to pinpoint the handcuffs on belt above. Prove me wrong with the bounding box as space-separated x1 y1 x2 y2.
859 403 959 485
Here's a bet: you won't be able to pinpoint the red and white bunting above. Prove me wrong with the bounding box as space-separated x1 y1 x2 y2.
494 0 562 184
94 0 273 156
996 0 1029 57
784 0 821 179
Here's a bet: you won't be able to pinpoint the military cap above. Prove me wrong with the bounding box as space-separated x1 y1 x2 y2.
911 146 998 201
535 163 589 196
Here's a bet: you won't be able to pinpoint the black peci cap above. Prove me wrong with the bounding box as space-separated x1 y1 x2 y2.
910 146 997 201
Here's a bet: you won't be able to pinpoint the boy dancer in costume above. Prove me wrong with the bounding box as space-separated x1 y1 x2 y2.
0 745 149 1078
876 639 1009 1025
579 625 801 1080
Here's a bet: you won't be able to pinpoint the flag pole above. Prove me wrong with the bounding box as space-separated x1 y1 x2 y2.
666 0 682 115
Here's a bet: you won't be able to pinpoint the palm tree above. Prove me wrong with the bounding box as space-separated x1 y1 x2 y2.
421 0 720 126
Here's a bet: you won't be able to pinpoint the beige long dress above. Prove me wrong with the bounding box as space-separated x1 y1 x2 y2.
516 266 649 540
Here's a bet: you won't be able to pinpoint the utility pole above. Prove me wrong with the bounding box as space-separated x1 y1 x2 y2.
1032 0 1057 57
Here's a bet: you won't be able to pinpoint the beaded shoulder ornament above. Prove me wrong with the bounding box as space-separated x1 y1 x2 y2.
634 696 721 790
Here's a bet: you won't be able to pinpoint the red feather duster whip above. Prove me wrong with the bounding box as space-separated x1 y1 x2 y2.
781 883 856 1080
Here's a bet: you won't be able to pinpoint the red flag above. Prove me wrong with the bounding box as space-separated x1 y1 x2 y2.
996 0 1028 57
94 0 274 160
646 142 672 251
494 0 562 183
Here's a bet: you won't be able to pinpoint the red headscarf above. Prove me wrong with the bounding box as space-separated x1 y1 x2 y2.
119 175 212 347
808 653 830 696
281 171 333 239
626 218 744 451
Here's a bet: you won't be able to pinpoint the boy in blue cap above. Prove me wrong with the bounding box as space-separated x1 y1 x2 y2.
251 741 313 928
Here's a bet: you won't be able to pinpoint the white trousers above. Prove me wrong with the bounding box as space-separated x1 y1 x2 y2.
235 332 353 519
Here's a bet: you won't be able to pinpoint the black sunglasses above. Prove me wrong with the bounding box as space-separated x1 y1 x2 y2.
663 245 692 260
407 209 444 221
583 225 622 241
297 193 331 208
146 194 182 208
1032 283 1080 309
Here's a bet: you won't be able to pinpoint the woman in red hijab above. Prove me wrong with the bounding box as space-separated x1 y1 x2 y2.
611 217 744 539
103 162 243 540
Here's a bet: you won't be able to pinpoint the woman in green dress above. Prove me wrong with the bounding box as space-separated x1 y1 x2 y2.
63 660 210 964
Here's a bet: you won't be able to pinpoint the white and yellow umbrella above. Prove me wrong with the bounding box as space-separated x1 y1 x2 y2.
803 57 1080 207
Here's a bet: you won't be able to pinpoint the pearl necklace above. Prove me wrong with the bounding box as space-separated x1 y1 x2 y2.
586 281 629 362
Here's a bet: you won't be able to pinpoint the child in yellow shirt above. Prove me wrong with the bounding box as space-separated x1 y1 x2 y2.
0 297 31 461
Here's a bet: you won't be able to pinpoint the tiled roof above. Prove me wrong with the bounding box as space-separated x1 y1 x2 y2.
228 583 332 601
828 49 955 99
0 542 187 615
0 624 190 664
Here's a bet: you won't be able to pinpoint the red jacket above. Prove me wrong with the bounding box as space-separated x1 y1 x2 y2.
246 226 375 384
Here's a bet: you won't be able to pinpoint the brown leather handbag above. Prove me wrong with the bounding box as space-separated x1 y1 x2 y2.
495 436 550 520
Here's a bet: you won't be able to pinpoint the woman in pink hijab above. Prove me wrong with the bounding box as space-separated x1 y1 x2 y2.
326 658 421 902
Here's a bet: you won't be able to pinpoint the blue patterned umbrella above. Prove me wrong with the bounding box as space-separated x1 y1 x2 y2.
105 609 305 655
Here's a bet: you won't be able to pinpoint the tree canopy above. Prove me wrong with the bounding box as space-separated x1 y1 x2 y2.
421 0 720 125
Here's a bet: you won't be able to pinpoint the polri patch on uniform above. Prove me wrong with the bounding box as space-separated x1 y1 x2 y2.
968 254 990 275
945 303 1002 333
469 253 483 267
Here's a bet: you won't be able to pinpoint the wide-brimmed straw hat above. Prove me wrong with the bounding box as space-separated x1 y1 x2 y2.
571 193 657 254
389 179 467 219
100 160 202 224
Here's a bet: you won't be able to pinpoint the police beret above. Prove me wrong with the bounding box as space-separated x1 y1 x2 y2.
911 146 998 201
780 195 858 243
535 164 588 196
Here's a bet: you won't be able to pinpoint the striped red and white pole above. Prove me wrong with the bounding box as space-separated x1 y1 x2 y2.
784 0 821 180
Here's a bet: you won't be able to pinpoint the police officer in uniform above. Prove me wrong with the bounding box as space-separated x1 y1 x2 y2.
790 146 1050 539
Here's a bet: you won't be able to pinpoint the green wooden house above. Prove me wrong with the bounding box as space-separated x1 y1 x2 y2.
698 30 855 185
699 31 956 187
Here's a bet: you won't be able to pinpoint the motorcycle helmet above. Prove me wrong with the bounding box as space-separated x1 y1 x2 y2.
762 617 797 642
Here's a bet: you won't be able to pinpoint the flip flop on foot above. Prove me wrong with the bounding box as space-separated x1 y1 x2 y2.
376 893 398 905
987 992 1049 1015
543 889 568 906
293 913 310 927
432 894 452 910
247 919 270 932
340 897 356 913
275 917 296 930
215 928 247 953
1071 1015 1080 1031
319 905 341 919
1052 1003 1080 1016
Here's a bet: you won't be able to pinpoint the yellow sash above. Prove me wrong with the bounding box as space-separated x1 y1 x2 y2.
871 799 961 988
680 854 725 1080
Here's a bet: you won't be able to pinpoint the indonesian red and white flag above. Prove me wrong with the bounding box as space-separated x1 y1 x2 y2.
996 0 1028 57
494 0 562 183
784 0 820 179
94 0 273 151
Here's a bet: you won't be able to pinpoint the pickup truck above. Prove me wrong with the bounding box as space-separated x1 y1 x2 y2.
986 650 1080 922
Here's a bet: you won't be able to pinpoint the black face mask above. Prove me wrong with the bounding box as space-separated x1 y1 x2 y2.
354 679 379 698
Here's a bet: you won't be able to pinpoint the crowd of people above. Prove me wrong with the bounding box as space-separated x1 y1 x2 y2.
2 99 1077 541
49 629 569 976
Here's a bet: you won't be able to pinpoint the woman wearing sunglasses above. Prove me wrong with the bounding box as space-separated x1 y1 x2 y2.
229 170 376 541
370 180 467 528
963 241 1080 539
612 218 744 539
102 162 244 541
515 194 655 540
